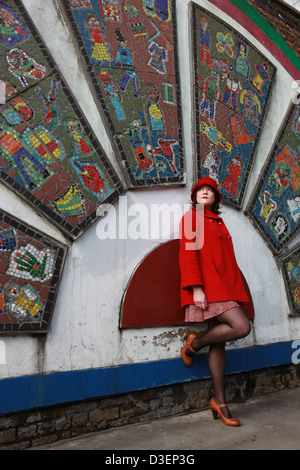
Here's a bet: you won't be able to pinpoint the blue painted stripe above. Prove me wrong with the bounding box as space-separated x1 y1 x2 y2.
0 341 294 415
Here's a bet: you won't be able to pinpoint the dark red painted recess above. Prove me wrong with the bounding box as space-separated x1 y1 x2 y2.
120 239 254 328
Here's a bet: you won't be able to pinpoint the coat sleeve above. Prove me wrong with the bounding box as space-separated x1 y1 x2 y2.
179 211 203 290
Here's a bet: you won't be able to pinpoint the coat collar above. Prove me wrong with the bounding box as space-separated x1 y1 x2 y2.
192 207 222 221
204 208 222 220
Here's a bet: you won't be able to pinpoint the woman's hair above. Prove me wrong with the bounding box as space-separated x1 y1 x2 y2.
191 186 221 214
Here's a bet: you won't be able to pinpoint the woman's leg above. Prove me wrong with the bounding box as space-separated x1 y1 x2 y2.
208 342 233 418
189 306 251 352
204 318 229 417
205 310 250 418
186 307 250 418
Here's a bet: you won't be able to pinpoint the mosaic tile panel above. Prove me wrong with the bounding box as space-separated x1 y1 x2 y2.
0 209 67 333
246 102 300 253
0 1 124 239
61 0 184 187
192 3 276 208
280 246 300 316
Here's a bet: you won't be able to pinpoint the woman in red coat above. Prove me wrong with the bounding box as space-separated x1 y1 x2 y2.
179 177 251 426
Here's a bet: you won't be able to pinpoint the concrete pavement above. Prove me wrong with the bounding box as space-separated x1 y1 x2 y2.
33 387 300 450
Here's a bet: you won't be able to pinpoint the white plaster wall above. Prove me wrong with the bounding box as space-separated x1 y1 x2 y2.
0 0 299 378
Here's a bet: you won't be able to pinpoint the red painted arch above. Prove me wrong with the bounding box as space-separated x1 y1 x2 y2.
120 239 254 328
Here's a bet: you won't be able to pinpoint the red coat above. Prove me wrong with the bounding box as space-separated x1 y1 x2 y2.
179 208 249 308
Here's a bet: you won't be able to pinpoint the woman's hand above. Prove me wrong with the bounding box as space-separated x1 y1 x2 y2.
193 285 208 309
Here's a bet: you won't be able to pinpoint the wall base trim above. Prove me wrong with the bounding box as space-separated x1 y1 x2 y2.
0 341 295 415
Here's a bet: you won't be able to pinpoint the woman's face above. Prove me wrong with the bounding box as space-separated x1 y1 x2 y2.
196 185 215 210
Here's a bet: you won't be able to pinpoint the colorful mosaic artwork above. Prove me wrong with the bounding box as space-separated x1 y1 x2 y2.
280 246 300 315
192 4 276 208
61 0 184 187
0 1 124 239
0 209 66 333
246 102 300 253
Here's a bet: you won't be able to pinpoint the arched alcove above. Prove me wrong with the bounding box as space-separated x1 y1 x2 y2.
120 239 254 328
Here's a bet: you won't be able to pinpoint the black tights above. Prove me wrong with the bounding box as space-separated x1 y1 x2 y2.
188 307 251 418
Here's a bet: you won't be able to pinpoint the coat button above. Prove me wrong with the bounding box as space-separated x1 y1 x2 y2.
219 233 223 238
218 221 222 225
227 235 232 240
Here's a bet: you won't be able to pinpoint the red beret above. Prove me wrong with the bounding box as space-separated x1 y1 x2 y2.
191 177 221 202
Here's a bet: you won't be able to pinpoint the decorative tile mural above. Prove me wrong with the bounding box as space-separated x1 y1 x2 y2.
246 102 300 253
0 209 67 333
280 246 300 315
192 3 276 208
61 0 184 187
0 1 124 240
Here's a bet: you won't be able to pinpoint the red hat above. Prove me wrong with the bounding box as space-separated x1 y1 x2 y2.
191 176 221 202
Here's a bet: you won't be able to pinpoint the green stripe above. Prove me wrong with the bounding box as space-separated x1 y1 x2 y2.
228 0 300 72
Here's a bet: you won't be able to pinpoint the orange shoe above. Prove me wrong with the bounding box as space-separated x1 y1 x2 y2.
181 333 197 366
209 397 240 426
